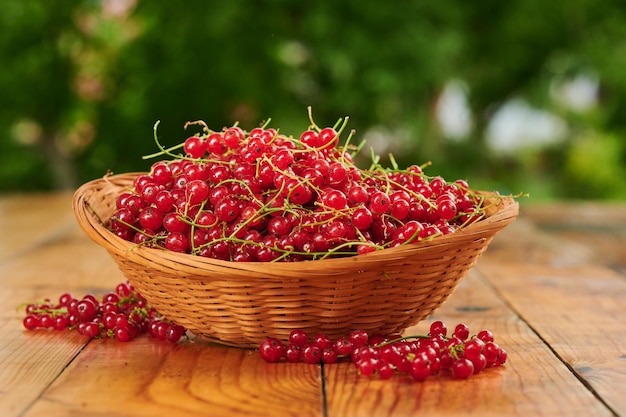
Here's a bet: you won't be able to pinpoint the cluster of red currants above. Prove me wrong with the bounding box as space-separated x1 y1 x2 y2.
108 115 487 261
259 321 507 381
21 281 186 343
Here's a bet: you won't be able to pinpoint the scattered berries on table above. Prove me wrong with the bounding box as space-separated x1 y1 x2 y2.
258 321 508 381
20 281 186 343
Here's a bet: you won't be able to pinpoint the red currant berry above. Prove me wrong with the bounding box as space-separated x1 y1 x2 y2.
289 329 309 347
351 207 373 230
349 329 369 348
429 320 447 338
223 127 244 148
288 182 313 205
322 348 338 364
313 333 332 350
76 299 97 322
410 352 432 381
378 362 396 380
183 136 207 158
477 329 495 343
138 207 164 231
318 127 339 149
23 315 39 330
165 324 186 343
164 232 189 253
436 197 457 221
451 358 474 379
369 191 390 214
284 345 302 363
259 337 285 363
151 162 173 186
356 357 379 377
453 323 470 341
463 338 485 361
300 129 320 148
469 354 487 374
115 326 134 342
185 179 210 206
483 341 501 365
214 197 241 223
320 189 348 210
302 344 322 364
83 322 101 338
54 315 69 331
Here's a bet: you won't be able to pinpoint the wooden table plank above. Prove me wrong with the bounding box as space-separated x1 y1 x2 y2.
325 270 614 417
0 191 116 417
23 339 324 417
0 222 125 292
479 211 626 416
479 263 626 416
520 202 626 273
0 306 88 417
0 192 75 264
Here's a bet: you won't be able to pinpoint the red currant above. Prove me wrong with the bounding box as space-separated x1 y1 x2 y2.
183 136 207 158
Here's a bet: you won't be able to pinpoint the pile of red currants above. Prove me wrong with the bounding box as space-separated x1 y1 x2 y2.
21 281 185 343
259 321 507 381
108 113 490 261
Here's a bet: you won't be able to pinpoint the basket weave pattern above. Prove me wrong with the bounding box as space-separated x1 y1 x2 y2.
73 173 518 348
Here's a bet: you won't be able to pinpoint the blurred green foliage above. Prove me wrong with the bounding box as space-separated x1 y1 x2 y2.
1 0 626 199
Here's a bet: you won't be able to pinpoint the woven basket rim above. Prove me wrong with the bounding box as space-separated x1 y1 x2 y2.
73 172 519 278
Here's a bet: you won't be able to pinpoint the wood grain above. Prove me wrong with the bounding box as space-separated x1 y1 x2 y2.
0 311 87 416
325 271 615 417
477 211 626 417
24 339 323 417
0 192 75 263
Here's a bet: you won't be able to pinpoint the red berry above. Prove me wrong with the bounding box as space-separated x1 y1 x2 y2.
349 330 369 348
320 189 348 210
451 358 474 379
165 324 186 343
284 345 302 363
429 320 447 338
318 127 339 149
299 129 319 147
152 162 173 186
410 352 432 381
76 299 97 322
453 323 470 341
477 329 495 343
322 348 338 364
351 207 373 230
302 345 322 364
138 207 164 231
183 136 207 158
332 337 354 356
23 315 39 330
369 191 390 214
164 232 189 253
223 127 244 148
185 179 210 205
313 333 332 350
259 338 285 363
463 338 485 361
289 329 309 347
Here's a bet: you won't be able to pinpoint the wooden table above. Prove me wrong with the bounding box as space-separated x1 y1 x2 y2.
1 192 625 417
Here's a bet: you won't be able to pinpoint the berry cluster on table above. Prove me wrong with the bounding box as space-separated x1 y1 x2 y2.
259 321 507 381
21 281 185 343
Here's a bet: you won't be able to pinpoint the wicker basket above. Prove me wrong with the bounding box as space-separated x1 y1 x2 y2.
73 172 518 348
